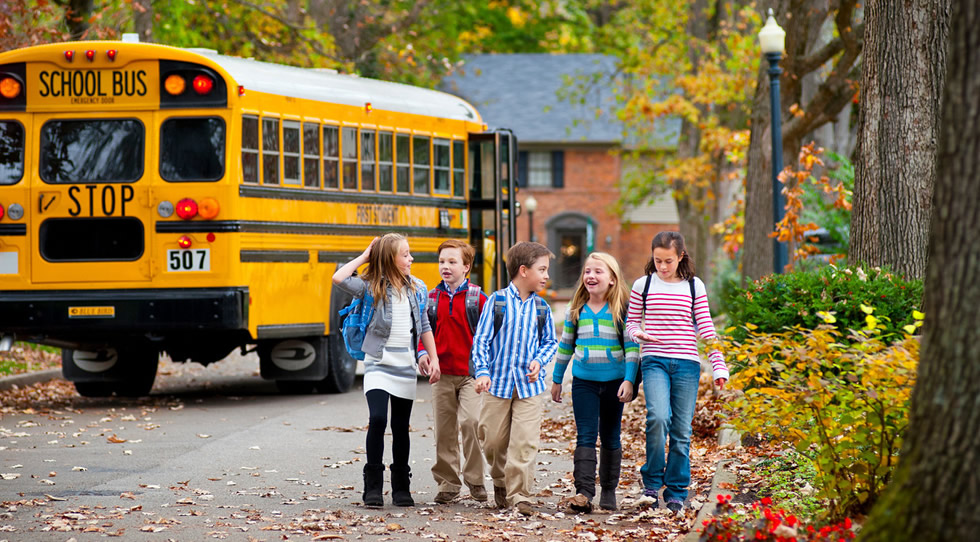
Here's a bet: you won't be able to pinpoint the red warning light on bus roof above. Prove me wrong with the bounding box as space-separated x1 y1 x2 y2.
192 75 213 95
85 50 96 61
64 50 74 62
106 49 117 61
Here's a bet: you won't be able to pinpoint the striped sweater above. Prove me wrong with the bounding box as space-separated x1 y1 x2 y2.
624 274 729 381
552 303 641 385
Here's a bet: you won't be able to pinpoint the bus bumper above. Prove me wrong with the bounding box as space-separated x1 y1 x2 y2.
0 287 248 336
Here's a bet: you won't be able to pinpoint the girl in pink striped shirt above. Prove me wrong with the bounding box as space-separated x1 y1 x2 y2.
624 231 728 512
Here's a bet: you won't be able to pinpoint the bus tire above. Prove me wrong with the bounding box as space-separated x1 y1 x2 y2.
318 334 356 394
73 381 117 397
116 347 159 397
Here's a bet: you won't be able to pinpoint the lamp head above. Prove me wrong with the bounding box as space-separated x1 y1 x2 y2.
524 195 538 213
758 8 786 54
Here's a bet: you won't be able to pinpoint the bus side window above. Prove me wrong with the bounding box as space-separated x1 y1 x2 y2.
434 138 450 194
342 127 357 190
0 120 25 185
323 125 339 189
262 117 279 185
283 120 301 186
360 129 376 192
395 133 410 193
378 131 393 192
413 135 430 195
303 122 320 188
242 115 259 184
453 140 465 197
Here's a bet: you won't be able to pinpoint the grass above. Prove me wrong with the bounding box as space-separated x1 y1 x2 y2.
0 342 62 376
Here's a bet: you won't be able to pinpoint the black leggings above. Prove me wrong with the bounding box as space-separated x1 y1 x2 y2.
365 389 414 466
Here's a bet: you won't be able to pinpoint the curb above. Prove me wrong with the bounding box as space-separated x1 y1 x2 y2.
684 459 736 542
0 369 64 392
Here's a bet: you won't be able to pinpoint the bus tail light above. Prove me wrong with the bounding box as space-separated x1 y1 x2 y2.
0 205 4 220
198 197 220 219
0 77 21 99
177 235 192 249
85 50 96 62
192 75 213 95
164 74 186 95
175 198 198 220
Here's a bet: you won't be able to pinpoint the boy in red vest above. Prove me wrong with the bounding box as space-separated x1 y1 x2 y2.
419 240 489 503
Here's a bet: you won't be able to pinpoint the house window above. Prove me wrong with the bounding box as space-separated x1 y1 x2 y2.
518 150 564 188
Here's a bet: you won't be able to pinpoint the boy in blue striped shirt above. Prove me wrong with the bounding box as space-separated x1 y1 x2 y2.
472 242 559 516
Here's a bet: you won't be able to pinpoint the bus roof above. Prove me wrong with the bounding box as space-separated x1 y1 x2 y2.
0 41 483 123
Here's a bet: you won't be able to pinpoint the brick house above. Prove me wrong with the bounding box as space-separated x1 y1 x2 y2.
441 54 680 290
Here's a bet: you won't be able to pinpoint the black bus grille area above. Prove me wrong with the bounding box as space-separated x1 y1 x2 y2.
40 217 144 262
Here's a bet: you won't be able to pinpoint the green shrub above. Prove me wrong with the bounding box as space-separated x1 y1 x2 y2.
725 326 918 520
753 451 823 521
725 265 922 344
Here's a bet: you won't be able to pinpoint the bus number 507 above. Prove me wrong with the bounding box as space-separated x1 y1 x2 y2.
167 249 211 272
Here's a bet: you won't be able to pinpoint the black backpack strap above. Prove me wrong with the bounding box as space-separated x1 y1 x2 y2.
426 289 440 333
492 293 506 338
465 285 482 334
689 277 698 332
641 273 653 319
618 305 628 352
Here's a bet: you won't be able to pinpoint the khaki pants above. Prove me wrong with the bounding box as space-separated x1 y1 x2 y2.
479 390 544 506
431 374 485 493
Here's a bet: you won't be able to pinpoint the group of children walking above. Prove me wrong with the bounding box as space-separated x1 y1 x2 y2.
331 231 728 516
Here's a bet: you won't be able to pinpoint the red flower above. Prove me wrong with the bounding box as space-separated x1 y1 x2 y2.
760 496 773 506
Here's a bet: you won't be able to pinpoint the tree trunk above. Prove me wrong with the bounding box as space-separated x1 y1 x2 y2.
132 0 153 42
859 2 980 540
849 0 950 279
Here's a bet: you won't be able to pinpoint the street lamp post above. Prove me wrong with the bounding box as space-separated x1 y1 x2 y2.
524 195 538 242
759 9 789 275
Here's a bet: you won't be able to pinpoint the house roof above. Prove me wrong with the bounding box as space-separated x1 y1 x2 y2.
440 54 679 147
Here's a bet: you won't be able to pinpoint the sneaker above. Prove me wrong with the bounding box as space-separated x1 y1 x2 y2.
666 499 684 513
433 491 458 504
493 485 507 509
515 501 534 516
468 484 488 502
641 488 659 507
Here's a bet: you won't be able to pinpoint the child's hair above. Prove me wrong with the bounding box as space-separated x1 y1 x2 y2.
505 241 555 281
437 239 476 270
567 252 630 326
363 233 411 302
644 231 695 280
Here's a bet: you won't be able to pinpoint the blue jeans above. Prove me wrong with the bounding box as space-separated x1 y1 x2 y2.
571 377 624 449
639 355 700 501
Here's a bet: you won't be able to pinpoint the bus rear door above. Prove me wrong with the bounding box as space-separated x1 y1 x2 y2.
30 113 154 284
468 129 517 292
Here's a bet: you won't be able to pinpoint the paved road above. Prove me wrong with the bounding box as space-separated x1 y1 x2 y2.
2 352 684 541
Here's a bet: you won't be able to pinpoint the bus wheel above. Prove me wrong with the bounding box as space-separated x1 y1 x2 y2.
276 380 317 394
116 348 159 397
73 382 117 397
318 334 356 394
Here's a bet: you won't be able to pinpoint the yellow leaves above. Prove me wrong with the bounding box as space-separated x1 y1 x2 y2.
505 6 526 27
816 311 837 324
744 322 758 330
913 310 925 320
860 304 874 315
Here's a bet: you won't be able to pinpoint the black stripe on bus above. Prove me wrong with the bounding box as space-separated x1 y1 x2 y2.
256 323 325 339
239 185 468 209
157 220 467 238
317 251 439 264
0 224 27 236
240 250 309 263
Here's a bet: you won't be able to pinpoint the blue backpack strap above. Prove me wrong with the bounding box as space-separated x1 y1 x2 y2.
465 284 483 334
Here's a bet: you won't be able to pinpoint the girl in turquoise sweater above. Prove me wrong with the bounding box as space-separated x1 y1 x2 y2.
551 252 639 512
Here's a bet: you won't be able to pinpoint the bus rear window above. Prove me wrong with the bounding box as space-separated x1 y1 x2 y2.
0 121 24 185
40 119 143 184
160 117 225 182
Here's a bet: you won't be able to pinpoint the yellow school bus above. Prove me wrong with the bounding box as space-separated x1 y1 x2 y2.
0 39 518 397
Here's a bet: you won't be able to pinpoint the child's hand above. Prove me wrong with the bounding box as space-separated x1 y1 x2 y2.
361 237 379 260
617 380 634 403
428 357 442 384
526 360 541 383
634 331 661 344
474 376 491 394
550 382 562 403
418 354 430 376
715 377 727 390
